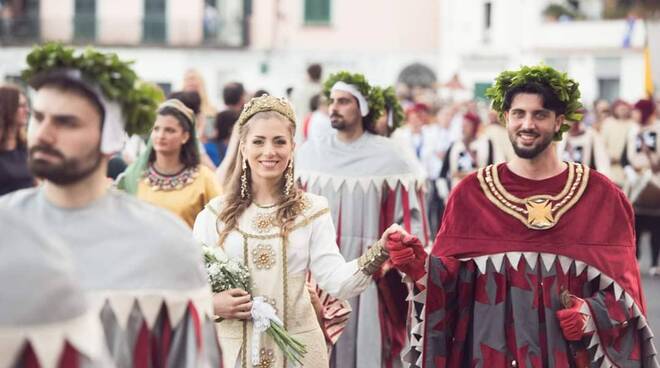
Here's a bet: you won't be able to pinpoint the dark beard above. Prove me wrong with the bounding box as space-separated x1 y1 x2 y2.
509 130 554 159
28 145 103 185
330 115 346 130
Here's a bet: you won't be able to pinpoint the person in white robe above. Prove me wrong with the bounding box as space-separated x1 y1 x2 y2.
296 72 430 368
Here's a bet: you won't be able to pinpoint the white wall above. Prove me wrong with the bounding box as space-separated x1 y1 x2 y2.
168 0 204 45
97 0 143 44
438 0 648 104
40 0 74 42
251 0 440 52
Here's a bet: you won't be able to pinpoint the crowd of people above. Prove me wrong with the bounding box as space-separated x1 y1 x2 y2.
1 42 659 368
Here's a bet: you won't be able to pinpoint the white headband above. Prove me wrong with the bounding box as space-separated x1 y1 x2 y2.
98 92 125 154
331 81 370 117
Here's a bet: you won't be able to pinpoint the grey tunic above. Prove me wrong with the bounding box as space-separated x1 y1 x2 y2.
0 208 110 367
0 188 221 368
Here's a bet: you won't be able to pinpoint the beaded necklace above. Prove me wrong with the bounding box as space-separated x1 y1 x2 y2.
144 164 198 191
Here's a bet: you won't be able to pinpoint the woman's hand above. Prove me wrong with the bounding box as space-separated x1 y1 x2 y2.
379 223 410 245
213 288 252 320
306 282 325 326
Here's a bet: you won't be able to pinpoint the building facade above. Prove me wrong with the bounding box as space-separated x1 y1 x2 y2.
0 0 655 107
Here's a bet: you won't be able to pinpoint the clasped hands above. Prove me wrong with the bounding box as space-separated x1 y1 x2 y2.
380 224 427 281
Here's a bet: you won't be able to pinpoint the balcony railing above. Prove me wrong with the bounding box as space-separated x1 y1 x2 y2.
0 14 247 48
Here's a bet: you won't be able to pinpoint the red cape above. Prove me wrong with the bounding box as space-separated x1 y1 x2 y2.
433 163 646 313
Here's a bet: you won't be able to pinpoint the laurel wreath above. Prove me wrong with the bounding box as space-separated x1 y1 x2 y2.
485 64 583 140
22 42 163 135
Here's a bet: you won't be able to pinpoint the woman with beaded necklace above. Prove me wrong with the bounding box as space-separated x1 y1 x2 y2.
193 95 405 368
118 99 220 227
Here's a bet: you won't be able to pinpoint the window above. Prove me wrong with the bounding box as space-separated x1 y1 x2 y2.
143 0 166 43
204 0 219 41
304 0 330 25
74 0 96 42
483 1 492 43
484 2 492 30
596 57 621 101
1 0 40 42
598 78 620 102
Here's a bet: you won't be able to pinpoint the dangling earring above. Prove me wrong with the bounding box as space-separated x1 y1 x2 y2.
241 159 249 199
284 160 294 197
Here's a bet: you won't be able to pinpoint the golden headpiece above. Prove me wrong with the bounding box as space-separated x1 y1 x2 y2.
237 95 297 128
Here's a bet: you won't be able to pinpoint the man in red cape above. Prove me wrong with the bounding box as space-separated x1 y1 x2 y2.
388 65 659 367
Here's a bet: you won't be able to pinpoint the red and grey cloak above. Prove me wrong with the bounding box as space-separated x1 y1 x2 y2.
405 162 658 368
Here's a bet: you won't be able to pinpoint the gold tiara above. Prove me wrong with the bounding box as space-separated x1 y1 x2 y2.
237 95 296 128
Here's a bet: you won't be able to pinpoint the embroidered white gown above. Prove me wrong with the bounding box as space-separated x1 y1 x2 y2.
193 192 379 368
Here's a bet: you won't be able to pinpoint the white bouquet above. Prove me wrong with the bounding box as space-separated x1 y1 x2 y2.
202 245 307 365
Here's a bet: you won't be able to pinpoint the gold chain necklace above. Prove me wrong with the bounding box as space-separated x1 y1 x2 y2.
477 162 590 230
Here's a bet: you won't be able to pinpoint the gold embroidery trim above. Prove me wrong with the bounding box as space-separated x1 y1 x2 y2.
477 162 590 230
252 212 276 234
241 234 249 368
252 244 276 270
492 161 576 203
255 348 275 368
235 208 330 240
357 240 389 275
205 204 330 240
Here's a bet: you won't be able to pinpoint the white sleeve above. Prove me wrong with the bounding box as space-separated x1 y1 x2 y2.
308 210 373 301
192 206 219 248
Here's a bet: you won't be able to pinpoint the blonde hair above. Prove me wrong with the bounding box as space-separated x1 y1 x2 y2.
216 111 304 246
183 69 217 117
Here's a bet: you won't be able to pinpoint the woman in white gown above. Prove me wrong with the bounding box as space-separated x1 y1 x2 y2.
193 95 404 368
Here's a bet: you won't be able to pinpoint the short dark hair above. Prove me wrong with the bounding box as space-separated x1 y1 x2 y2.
223 82 245 106
29 71 105 126
150 106 200 168
307 64 322 82
215 109 239 141
309 94 321 112
503 82 566 116
253 89 269 98
168 90 201 115
363 109 378 134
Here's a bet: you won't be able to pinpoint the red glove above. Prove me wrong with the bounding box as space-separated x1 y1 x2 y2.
556 295 589 341
385 232 427 281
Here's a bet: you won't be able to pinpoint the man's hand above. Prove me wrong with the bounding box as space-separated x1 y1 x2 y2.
213 288 252 320
556 294 589 341
385 232 427 281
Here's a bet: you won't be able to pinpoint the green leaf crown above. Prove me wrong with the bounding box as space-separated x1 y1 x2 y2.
22 42 164 136
323 71 385 124
378 86 404 131
485 64 583 141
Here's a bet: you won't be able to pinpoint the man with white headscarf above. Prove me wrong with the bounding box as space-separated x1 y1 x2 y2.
296 71 429 368
0 43 221 367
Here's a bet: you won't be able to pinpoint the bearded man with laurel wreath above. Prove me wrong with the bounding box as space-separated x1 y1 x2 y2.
387 65 659 367
296 71 430 368
0 43 222 367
